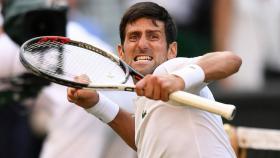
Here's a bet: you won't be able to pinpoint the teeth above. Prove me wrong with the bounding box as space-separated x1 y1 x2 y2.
135 56 152 61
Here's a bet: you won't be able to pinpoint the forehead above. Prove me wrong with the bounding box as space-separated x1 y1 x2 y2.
125 18 165 33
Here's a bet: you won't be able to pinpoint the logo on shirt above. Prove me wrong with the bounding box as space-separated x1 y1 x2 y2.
141 110 147 119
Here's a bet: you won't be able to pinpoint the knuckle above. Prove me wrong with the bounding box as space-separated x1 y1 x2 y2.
150 75 157 80
135 88 144 96
161 83 170 91
162 97 169 102
145 90 153 99
153 95 160 100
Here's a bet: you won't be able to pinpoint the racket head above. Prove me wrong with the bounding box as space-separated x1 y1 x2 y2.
19 36 133 89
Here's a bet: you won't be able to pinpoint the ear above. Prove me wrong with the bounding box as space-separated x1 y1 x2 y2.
167 42 177 59
117 44 125 60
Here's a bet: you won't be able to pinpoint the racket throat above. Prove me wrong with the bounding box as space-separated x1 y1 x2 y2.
87 84 135 92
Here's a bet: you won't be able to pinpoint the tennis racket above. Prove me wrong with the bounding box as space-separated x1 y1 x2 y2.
19 36 236 120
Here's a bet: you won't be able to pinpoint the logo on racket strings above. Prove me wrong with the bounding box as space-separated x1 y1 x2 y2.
37 36 70 44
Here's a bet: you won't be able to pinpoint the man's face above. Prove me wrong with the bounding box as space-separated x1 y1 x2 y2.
118 18 177 75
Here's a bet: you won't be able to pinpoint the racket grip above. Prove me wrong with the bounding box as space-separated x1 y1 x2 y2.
169 91 236 120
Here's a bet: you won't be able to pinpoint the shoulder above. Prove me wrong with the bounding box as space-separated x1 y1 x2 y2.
166 57 200 65
153 57 201 75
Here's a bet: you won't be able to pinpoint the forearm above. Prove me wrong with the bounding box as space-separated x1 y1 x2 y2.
197 51 242 82
67 79 136 150
108 108 136 150
84 93 137 150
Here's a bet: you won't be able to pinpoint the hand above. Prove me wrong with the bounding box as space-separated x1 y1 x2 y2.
67 75 99 109
135 74 185 102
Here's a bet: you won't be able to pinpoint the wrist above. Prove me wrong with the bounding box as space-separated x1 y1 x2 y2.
171 64 205 90
85 93 119 123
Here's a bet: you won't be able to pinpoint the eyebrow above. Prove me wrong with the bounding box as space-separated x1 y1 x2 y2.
146 30 161 34
127 29 161 35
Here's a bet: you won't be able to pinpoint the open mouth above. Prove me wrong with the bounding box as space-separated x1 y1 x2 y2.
134 55 153 61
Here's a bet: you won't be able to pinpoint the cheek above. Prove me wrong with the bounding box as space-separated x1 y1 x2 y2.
123 45 136 59
155 49 169 62
152 55 166 68
159 55 168 64
121 52 133 64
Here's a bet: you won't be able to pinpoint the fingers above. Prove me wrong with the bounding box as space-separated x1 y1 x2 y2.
68 74 91 103
67 87 99 108
135 75 170 102
74 74 90 84
135 76 146 96
144 75 161 100
67 74 100 109
67 87 79 103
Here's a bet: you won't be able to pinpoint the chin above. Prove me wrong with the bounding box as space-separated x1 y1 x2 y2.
138 68 154 76
133 64 155 75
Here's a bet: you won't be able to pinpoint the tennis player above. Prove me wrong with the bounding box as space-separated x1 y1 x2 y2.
67 2 242 158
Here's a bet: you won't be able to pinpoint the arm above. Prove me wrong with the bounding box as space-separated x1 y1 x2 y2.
108 108 136 150
67 87 137 150
197 51 242 82
135 51 241 100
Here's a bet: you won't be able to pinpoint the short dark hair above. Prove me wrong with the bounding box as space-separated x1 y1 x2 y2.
119 2 177 45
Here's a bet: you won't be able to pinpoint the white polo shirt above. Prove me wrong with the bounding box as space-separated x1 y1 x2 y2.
134 58 236 158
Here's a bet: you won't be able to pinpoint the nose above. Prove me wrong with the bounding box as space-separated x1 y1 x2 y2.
138 36 149 51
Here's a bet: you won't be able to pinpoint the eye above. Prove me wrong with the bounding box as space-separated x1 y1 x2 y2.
149 34 159 41
128 33 139 42
128 36 136 42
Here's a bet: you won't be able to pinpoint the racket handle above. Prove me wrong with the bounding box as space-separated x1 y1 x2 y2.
88 84 236 120
169 91 236 120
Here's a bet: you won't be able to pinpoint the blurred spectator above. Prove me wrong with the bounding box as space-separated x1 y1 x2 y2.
0 13 34 158
213 0 280 93
0 0 62 157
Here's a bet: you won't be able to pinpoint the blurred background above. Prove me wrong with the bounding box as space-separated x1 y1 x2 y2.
0 0 279 158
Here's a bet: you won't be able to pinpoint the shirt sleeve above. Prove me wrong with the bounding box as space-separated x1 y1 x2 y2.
153 57 208 93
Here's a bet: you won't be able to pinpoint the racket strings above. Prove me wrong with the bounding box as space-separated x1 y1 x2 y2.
25 41 93 83
25 41 68 74
23 40 127 84
26 41 65 69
